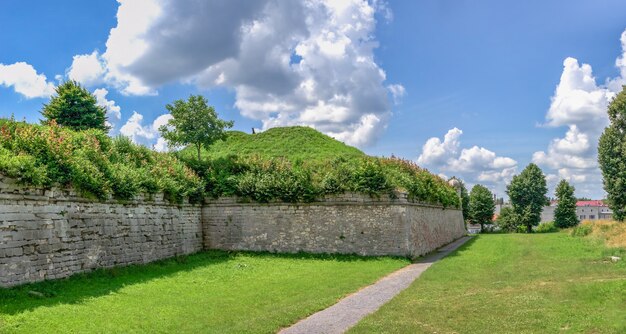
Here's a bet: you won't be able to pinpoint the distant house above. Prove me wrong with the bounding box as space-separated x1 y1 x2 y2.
540 200 613 222
576 200 613 221
467 224 481 234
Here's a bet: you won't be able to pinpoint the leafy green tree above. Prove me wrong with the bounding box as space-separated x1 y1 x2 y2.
506 163 548 233
495 206 518 232
554 179 579 228
598 86 626 221
468 184 495 231
159 95 234 160
41 81 108 131
450 177 470 223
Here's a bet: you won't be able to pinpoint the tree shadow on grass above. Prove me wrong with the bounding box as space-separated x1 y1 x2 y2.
0 249 404 316
442 235 479 259
414 235 479 264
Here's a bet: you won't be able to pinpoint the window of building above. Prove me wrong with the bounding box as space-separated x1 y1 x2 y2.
590 215 595 219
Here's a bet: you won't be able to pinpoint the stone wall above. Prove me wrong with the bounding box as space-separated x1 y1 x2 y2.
203 193 466 258
1 176 466 288
0 177 203 287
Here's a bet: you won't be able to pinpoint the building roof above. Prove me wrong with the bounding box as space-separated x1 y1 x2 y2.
576 200 606 207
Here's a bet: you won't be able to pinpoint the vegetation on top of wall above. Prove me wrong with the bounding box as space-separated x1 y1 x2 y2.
182 154 460 207
179 126 366 162
0 118 203 203
0 119 459 207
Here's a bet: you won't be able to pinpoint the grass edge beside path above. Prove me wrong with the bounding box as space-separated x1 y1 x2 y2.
349 232 626 334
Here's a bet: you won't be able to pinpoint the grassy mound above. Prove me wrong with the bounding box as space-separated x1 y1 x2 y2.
180 126 365 162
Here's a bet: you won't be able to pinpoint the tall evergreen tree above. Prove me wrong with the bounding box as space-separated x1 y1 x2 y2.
554 180 579 228
506 163 548 233
41 81 108 131
598 86 626 221
468 184 495 231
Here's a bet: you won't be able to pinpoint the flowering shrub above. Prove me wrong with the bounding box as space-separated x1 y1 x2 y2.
0 119 202 203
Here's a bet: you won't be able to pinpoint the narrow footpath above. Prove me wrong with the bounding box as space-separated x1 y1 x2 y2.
279 236 472 334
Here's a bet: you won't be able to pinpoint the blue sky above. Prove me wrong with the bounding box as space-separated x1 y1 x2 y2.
1 0 626 199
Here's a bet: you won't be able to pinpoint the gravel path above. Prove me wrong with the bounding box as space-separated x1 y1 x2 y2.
279 236 472 334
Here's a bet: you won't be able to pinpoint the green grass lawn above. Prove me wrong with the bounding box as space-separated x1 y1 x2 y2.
0 251 408 334
350 233 626 334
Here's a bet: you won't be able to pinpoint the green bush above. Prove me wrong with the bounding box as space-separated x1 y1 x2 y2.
179 154 459 207
0 119 202 203
495 207 519 233
0 147 47 186
571 224 593 237
536 221 559 233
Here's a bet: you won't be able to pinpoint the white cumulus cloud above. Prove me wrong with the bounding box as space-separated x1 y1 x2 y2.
417 128 517 195
387 84 406 104
93 88 121 132
533 29 626 198
0 62 55 98
68 51 106 86
71 0 399 147
417 128 462 167
120 111 172 151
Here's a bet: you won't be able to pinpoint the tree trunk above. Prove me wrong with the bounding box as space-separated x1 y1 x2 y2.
197 144 201 161
527 224 532 233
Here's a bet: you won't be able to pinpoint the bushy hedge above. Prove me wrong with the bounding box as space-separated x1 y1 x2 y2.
536 221 559 233
181 155 460 208
0 119 459 208
0 119 203 203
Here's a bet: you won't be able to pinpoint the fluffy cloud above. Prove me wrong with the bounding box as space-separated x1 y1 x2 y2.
387 84 406 104
71 0 400 147
67 52 105 86
544 57 613 132
119 112 172 151
533 29 626 198
607 30 626 93
417 128 518 194
0 62 55 98
93 88 121 131
417 128 462 167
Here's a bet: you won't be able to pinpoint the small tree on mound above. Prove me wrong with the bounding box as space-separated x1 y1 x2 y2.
41 81 108 131
554 179 579 228
468 184 495 231
159 95 234 160
598 86 626 221
507 163 548 233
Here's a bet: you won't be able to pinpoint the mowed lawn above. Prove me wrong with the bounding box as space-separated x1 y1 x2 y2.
351 233 626 333
0 251 408 333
